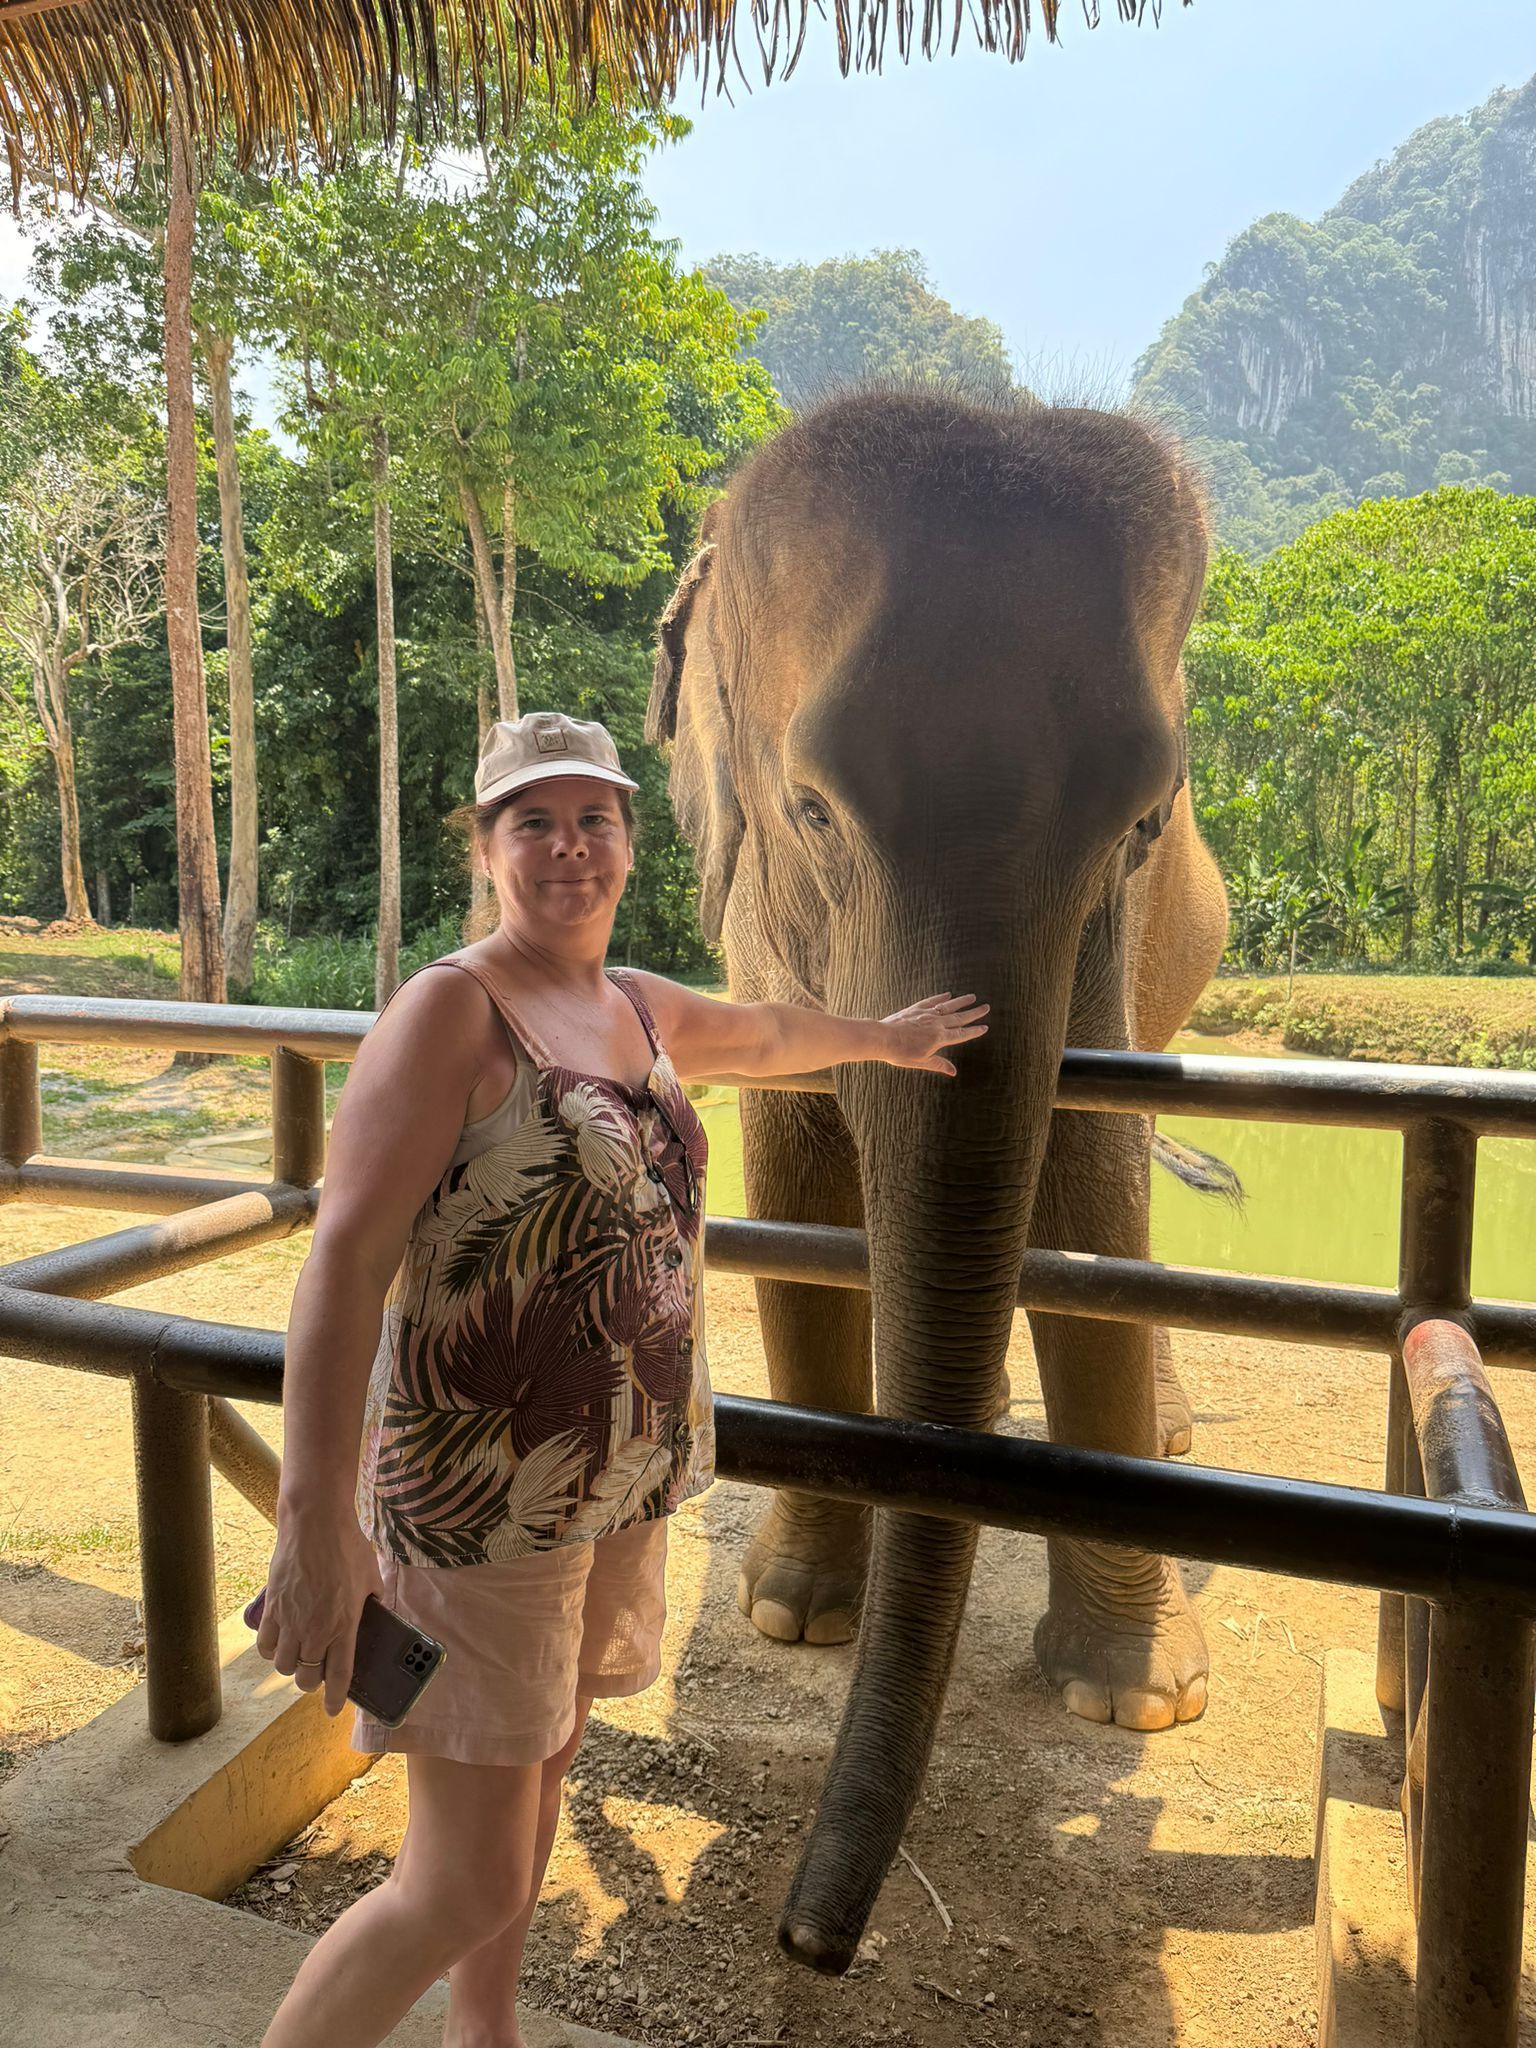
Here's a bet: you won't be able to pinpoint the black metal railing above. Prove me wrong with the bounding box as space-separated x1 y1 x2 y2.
2 991 1534 2048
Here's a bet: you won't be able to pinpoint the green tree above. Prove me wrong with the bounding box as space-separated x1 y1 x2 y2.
1186 488 1536 968
401 89 779 722
21 128 270 991
249 135 432 1001
0 100 775 983
706 249 1019 410
0 314 162 921
248 92 777 999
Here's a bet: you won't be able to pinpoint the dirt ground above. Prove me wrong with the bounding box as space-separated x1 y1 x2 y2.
15 1177 1524 2048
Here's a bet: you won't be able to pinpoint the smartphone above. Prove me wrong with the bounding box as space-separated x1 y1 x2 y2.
244 1589 447 1729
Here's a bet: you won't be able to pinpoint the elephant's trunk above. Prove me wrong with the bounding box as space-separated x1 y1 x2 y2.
779 934 1075 1971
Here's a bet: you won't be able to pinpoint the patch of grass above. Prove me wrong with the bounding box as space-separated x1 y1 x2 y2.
0 1520 138 1561
1 930 350 1161
31 1054 274 1160
1192 975 1536 1069
0 926 181 998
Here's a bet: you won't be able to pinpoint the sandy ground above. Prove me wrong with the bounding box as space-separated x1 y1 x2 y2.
14 1185 1528 2048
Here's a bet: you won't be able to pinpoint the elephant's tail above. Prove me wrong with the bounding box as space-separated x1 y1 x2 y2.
1152 1131 1245 1212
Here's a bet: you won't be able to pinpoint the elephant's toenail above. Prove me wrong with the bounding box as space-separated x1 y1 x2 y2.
1114 1690 1176 1732
804 1610 856 1646
1176 1675 1208 1722
751 1598 806 1643
1062 1681 1114 1725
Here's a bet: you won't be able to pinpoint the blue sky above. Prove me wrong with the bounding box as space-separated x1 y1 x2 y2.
642 0 1536 393
1 0 1531 416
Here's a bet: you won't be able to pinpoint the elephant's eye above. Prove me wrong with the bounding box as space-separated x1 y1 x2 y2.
797 796 833 832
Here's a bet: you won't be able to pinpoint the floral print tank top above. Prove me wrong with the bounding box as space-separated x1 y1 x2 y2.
356 959 713 1568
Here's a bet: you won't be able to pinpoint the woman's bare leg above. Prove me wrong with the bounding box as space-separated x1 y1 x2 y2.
442 1698 595 2048
260 1754 542 2048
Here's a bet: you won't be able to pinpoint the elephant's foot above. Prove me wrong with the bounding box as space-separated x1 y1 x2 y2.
1154 1334 1193 1457
737 1495 868 1645
1034 1538 1208 1731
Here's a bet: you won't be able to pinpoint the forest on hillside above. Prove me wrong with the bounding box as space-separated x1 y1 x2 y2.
1135 76 1536 555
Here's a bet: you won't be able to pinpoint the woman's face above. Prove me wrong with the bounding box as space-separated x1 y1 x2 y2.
483 777 634 940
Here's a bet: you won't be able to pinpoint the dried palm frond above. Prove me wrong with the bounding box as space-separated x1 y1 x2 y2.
0 0 1187 198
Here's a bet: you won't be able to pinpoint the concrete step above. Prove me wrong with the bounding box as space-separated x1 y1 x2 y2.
1313 1647 1536 2048
0 1598 641 2048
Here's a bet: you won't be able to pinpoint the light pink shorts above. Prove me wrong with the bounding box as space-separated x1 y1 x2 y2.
352 1519 669 1767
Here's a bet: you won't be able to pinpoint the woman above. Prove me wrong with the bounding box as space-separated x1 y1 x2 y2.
256 709 987 2048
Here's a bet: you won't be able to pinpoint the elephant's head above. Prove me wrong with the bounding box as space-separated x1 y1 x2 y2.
649 390 1207 1969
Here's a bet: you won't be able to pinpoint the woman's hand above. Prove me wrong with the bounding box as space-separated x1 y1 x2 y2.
879 993 990 1075
251 1506 386 1718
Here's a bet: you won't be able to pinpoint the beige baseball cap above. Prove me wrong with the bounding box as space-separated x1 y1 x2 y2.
475 711 639 807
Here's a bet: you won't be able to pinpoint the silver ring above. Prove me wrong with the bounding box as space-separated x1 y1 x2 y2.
295 1656 325 1669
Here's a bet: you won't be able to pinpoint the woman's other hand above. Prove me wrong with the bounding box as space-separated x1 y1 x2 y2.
878 993 990 1076
253 1509 386 1717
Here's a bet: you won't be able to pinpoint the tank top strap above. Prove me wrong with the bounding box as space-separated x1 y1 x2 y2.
426 955 556 1069
606 967 662 1056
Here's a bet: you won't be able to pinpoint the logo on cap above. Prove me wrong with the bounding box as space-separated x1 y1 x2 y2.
535 728 569 754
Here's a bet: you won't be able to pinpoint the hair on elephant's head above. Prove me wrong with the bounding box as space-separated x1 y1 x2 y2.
648 387 1210 1973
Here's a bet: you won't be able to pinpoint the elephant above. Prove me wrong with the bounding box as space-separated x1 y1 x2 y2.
647 388 1229 1973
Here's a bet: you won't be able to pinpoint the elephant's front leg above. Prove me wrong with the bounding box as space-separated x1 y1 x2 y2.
736 1088 871 1646
1027 1108 1209 1730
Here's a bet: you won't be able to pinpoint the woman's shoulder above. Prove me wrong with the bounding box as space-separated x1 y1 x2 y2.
613 967 688 1036
365 953 504 1055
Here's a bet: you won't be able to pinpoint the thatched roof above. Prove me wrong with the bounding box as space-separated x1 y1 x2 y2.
0 0 1186 193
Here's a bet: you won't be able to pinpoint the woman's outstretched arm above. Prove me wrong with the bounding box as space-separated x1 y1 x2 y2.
628 976 989 1083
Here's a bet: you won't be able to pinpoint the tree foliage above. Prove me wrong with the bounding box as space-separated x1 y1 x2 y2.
1186 487 1536 970
0 99 777 985
0 311 163 922
705 249 1020 411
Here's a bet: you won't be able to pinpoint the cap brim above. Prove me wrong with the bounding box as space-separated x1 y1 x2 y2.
475 759 640 806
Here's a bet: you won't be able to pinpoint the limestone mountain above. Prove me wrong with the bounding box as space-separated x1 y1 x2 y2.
1134 78 1536 554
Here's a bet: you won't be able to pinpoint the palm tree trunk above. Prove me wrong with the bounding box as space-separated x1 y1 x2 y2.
459 480 518 721
372 421 401 1007
205 330 258 991
470 616 492 933
1479 828 1498 937
36 658 92 920
164 104 225 1008
501 478 518 712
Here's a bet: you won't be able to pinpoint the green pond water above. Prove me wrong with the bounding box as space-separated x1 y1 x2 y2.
689 1034 1536 1302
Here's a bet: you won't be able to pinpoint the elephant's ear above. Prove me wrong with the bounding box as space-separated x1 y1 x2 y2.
646 540 715 747
647 523 743 945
